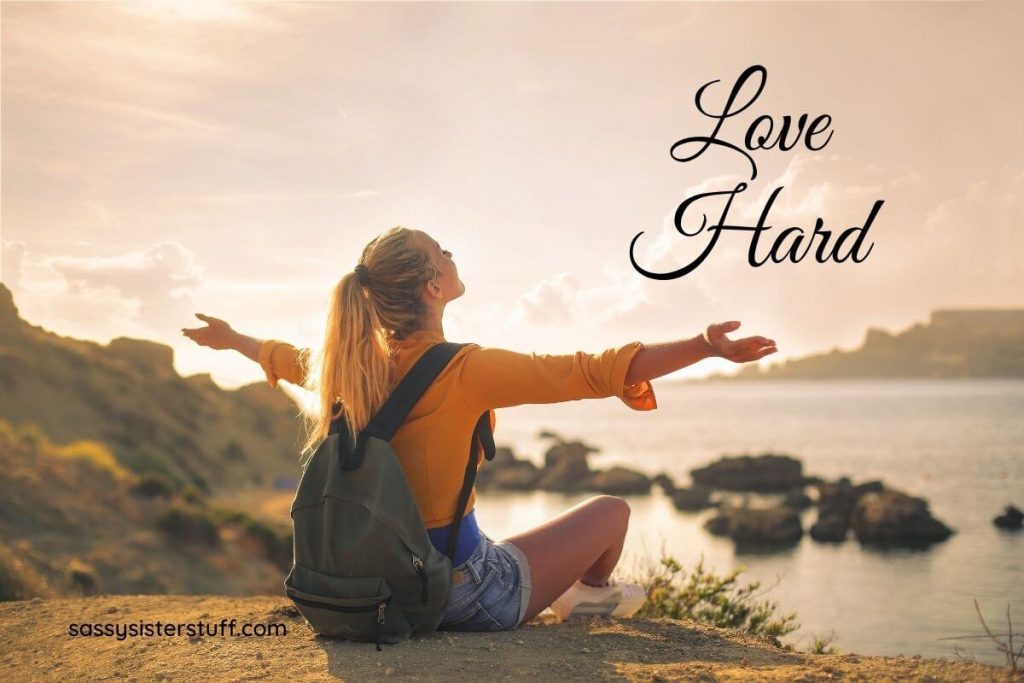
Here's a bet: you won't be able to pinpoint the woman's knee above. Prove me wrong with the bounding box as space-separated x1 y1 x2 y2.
590 494 631 528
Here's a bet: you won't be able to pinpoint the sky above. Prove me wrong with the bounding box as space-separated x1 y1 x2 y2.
2 0 1022 389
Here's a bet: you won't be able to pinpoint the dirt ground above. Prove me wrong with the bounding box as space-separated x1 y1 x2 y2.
1 595 1019 682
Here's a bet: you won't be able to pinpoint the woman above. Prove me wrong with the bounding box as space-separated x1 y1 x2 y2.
182 226 777 631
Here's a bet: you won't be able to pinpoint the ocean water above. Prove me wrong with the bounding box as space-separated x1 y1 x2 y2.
470 379 1024 666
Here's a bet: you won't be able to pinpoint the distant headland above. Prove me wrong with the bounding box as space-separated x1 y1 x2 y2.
697 309 1024 381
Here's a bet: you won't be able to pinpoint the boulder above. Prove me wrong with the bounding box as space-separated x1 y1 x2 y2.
475 446 542 491
809 514 849 542
783 487 814 510
993 504 1023 530
652 473 676 494
703 506 803 546
690 453 805 492
536 440 598 491
583 467 651 495
488 463 542 491
490 446 518 466
670 485 714 511
809 477 886 544
851 490 953 547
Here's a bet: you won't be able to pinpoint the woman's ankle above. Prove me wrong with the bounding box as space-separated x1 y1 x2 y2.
579 576 611 588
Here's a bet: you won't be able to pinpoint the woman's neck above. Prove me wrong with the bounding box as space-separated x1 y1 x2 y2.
417 308 445 337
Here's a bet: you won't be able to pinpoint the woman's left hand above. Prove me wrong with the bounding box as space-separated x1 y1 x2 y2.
704 321 777 363
182 313 238 351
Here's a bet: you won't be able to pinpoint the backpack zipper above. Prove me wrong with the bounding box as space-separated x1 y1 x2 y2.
287 592 388 615
287 592 388 651
411 554 428 605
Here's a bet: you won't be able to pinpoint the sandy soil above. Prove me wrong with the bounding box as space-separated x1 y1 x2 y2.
1 595 1018 682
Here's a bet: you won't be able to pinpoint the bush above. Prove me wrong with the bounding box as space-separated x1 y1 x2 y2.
629 553 799 639
14 422 46 448
54 440 131 481
206 505 292 571
180 485 205 505
65 558 99 596
809 632 840 654
0 542 51 601
130 474 176 498
240 518 293 571
157 503 220 547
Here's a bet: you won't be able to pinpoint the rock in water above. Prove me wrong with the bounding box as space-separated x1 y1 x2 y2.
690 454 805 492
475 447 542 491
670 485 714 511
703 506 803 546
651 473 676 494
810 514 849 543
488 463 542 491
783 488 814 510
583 467 651 495
810 478 885 544
993 504 1023 530
851 490 953 547
536 440 598 491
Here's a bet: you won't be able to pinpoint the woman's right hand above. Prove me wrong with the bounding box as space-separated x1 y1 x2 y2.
703 321 777 363
182 313 238 351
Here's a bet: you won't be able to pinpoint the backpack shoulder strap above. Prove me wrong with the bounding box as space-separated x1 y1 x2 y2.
342 341 467 470
446 410 495 562
366 341 468 441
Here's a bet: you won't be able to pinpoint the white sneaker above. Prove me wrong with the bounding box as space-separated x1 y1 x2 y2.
549 578 647 621
608 580 647 618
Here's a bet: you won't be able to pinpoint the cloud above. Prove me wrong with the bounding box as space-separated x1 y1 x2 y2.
517 272 580 326
916 170 1024 304
9 241 204 342
513 264 657 329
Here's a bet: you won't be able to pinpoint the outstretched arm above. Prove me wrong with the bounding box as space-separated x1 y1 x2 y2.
458 320 776 413
624 321 776 385
457 341 657 413
181 314 309 387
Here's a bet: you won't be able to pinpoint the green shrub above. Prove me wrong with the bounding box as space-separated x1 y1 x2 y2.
180 485 205 505
809 632 840 654
157 503 220 547
130 474 176 498
65 558 99 596
629 554 799 639
54 440 131 481
0 543 50 601
206 505 248 526
14 422 46 448
241 518 293 571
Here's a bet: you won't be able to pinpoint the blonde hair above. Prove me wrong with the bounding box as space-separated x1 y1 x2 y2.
300 226 440 456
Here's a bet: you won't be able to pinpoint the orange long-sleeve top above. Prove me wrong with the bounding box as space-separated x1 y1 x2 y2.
258 329 658 528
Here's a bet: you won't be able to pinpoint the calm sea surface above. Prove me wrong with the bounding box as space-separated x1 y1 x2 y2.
470 379 1024 665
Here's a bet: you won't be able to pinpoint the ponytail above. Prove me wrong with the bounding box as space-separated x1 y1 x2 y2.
300 226 438 456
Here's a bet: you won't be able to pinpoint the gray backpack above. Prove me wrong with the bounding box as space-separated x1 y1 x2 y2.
284 341 495 649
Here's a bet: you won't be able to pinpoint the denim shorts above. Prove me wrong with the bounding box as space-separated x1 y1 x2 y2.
437 532 532 631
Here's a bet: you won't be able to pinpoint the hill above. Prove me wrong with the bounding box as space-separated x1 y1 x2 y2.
704 308 1024 380
0 283 303 492
0 419 290 600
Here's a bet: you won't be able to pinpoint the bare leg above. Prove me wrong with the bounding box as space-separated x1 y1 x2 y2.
500 495 630 624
